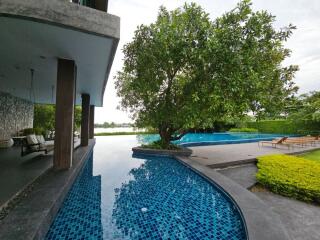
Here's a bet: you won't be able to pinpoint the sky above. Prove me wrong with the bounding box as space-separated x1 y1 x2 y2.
95 0 320 124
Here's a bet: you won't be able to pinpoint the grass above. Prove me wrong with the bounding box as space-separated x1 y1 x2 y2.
94 131 156 136
300 150 320 161
256 154 320 203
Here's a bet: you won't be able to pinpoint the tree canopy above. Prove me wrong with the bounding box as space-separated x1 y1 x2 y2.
115 0 298 146
287 91 320 122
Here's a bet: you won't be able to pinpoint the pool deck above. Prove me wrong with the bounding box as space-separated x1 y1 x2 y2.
189 142 320 168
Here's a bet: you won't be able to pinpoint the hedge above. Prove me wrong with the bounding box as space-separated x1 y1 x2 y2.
246 120 320 134
256 154 320 203
228 127 258 133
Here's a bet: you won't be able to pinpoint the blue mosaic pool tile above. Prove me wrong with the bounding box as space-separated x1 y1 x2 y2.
111 155 246 239
45 154 102 240
46 152 246 240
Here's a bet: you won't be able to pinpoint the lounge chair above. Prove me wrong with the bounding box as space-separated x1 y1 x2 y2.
21 134 54 156
283 137 317 147
258 137 288 148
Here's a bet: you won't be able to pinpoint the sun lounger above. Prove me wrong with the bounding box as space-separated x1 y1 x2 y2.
258 137 288 148
284 137 317 147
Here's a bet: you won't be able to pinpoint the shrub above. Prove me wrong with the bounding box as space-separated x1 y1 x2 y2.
228 127 258 133
246 120 320 134
23 128 45 135
141 140 180 150
256 154 320 203
23 128 35 135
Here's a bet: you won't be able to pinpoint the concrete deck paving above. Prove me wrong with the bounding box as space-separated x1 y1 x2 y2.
0 140 80 209
189 142 320 168
0 147 53 208
254 191 320 240
217 163 258 189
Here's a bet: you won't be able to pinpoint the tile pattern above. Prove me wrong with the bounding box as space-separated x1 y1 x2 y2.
46 154 246 240
111 155 246 239
45 154 103 240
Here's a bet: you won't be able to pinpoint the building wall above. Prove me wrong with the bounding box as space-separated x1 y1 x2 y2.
0 92 34 139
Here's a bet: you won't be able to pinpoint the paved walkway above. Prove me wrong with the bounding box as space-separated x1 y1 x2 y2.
218 163 320 240
254 191 320 240
189 142 320 168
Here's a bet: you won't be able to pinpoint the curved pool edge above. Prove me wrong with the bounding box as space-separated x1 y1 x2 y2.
174 156 291 240
177 137 282 147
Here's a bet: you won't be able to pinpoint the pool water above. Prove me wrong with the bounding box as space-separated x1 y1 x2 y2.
139 132 286 147
46 136 246 240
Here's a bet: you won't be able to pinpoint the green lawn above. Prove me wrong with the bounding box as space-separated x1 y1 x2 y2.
300 150 320 161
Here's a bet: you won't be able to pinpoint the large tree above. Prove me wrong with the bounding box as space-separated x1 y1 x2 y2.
115 0 298 147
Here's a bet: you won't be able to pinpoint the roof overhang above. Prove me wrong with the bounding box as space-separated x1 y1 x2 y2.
0 0 120 106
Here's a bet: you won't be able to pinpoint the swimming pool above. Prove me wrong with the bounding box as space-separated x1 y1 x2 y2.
138 132 287 147
46 136 247 239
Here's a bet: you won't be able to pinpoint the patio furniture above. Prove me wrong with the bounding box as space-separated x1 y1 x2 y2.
258 137 288 148
283 137 317 147
12 136 26 146
21 134 54 156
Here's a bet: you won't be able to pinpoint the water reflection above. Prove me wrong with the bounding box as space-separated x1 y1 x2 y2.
136 134 159 144
111 154 246 239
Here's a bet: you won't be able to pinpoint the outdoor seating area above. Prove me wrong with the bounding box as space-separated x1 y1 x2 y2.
21 134 54 156
259 136 320 149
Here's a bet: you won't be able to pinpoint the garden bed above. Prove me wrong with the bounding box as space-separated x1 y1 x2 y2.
132 147 192 157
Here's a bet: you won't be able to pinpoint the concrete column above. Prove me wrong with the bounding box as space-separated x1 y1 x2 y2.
54 59 76 170
89 105 95 139
81 94 90 146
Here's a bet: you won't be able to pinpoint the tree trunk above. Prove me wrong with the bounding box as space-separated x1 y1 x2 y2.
170 131 188 141
159 126 173 148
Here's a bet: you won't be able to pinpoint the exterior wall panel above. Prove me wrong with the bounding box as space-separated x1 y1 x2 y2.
0 91 33 139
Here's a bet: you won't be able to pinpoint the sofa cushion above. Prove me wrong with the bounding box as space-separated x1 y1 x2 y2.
36 135 45 144
26 134 39 150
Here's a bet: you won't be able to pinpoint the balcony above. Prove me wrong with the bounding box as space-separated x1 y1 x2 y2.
0 0 120 107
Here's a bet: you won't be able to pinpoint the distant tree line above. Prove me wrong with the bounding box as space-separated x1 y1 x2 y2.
94 122 134 128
